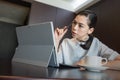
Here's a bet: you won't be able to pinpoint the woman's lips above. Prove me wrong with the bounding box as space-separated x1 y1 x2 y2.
72 31 76 34
72 31 77 36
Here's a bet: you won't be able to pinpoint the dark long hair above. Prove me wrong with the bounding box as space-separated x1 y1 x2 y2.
77 10 97 28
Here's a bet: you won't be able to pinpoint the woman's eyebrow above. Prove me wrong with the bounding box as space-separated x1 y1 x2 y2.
79 23 85 26
73 20 85 26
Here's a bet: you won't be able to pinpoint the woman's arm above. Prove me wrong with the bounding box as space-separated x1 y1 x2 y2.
98 41 120 70
105 55 120 70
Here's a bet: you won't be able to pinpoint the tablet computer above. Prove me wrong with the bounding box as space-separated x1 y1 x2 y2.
12 21 59 67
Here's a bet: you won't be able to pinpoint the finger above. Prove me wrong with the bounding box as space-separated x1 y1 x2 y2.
63 28 68 34
54 28 59 34
56 28 61 34
63 26 68 30
55 28 61 36
79 67 86 70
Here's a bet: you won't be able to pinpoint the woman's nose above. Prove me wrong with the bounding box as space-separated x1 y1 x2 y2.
73 24 79 30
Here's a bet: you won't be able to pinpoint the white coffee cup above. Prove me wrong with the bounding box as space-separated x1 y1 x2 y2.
85 56 108 67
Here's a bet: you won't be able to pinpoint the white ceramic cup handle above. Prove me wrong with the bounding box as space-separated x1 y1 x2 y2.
101 58 108 65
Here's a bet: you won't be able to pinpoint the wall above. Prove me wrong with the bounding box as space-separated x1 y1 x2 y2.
0 1 30 25
29 1 75 27
0 21 18 74
29 1 75 38
87 0 120 53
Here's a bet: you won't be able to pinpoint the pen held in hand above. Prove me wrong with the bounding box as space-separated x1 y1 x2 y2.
66 23 72 29
63 24 71 32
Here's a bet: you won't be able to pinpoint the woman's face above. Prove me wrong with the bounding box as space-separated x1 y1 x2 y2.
71 15 94 41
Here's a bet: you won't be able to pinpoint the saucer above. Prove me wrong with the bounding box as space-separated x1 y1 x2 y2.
81 64 109 72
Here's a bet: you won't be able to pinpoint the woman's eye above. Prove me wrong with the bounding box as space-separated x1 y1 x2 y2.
79 24 84 28
72 21 84 28
72 21 77 25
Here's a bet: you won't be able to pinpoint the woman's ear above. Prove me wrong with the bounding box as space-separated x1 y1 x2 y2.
88 28 94 34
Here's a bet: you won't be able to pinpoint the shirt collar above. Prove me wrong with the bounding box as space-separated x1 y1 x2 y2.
71 38 86 46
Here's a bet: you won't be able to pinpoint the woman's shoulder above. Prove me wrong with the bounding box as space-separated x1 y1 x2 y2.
61 38 76 44
62 38 76 43
93 37 101 42
62 38 79 46
63 37 101 43
62 38 71 43
92 36 104 46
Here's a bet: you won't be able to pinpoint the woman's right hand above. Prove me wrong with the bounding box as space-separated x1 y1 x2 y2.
54 26 68 49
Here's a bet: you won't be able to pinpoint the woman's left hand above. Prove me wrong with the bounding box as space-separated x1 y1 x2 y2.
74 59 86 70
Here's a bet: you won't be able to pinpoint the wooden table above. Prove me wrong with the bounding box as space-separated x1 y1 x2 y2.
0 62 120 80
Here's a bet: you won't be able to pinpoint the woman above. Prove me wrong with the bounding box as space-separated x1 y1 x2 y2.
54 10 120 70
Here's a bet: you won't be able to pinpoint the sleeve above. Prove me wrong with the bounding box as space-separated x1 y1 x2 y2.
56 45 63 64
56 39 66 64
99 41 119 60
